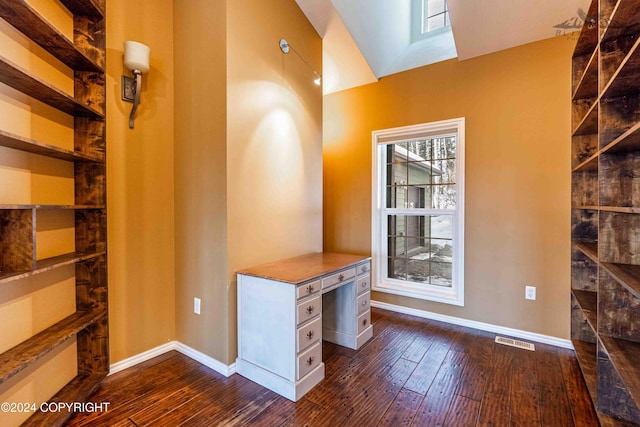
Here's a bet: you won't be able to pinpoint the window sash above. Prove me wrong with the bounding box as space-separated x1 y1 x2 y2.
381 211 456 287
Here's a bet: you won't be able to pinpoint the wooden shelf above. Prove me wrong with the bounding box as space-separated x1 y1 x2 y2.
602 122 640 154
601 0 640 44
573 241 599 263
572 339 598 404
0 204 105 210
0 0 102 72
0 251 105 285
601 263 640 300
23 372 107 427
573 0 599 56
58 0 105 19
0 309 106 383
573 101 598 136
572 289 598 332
573 339 637 427
573 47 599 100
0 55 103 120
601 37 640 99
0 205 105 210
572 152 598 172
599 206 640 214
599 336 640 410
0 129 104 163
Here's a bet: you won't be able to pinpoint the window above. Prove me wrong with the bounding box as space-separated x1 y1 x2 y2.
372 118 465 306
412 0 451 42
421 0 450 33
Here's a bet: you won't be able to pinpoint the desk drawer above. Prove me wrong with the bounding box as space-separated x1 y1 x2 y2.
356 275 370 294
357 291 370 315
297 317 321 353
297 342 322 380
297 295 321 325
322 267 356 290
357 310 370 335
297 280 320 300
357 261 370 276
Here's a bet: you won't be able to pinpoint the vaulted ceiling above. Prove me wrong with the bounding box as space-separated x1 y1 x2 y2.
295 0 591 94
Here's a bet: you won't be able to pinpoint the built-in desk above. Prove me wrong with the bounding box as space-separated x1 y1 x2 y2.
236 252 373 401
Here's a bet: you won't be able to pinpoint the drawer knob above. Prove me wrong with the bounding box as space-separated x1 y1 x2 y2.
306 305 314 315
362 318 367 326
362 265 368 272
339 274 345 281
306 330 314 340
307 356 315 366
362 300 367 306
307 284 315 293
362 281 367 288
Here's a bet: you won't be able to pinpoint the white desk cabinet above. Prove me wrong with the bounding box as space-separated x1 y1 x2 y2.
236 253 373 401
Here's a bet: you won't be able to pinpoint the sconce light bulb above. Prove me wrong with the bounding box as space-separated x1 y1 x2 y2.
314 76 322 86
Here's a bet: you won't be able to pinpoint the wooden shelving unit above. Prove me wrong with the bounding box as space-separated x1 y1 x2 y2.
0 55 104 118
0 310 106 383
0 251 106 285
572 339 598 402
0 0 108 425
0 0 103 72
25 372 107 427
572 289 598 330
0 129 104 162
571 1 640 424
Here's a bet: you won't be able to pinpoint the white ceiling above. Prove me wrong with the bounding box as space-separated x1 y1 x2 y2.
295 0 591 94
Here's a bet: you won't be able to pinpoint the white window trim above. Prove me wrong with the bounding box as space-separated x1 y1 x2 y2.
371 118 465 306
411 0 451 43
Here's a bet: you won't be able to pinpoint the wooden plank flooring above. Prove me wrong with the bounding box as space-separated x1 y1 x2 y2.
67 308 600 426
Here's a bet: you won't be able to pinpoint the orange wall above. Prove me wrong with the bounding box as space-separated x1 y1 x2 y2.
324 35 575 339
174 0 229 362
107 0 176 363
173 0 322 364
226 0 323 362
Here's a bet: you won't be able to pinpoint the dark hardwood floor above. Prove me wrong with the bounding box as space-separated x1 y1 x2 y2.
66 308 599 426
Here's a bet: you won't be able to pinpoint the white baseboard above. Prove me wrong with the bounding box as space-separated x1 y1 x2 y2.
109 341 177 375
109 303 572 378
370 300 574 350
174 341 236 377
109 341 236 377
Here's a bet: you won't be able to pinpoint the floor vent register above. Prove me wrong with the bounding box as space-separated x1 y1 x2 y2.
495 336 535 351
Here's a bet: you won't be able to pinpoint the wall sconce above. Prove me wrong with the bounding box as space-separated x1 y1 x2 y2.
122 41 150 129
279 39 322 86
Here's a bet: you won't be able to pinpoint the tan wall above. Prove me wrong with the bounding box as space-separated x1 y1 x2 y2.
226 0 323 362
106 0 176 363
324 36 575 339
174 0 229 362
174 0 323 364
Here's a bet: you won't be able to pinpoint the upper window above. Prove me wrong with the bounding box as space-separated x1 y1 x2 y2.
372 118 465 306
412 0 451 41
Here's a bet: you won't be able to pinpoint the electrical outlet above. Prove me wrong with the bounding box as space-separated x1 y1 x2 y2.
525 286 536 300
194 297 201 315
